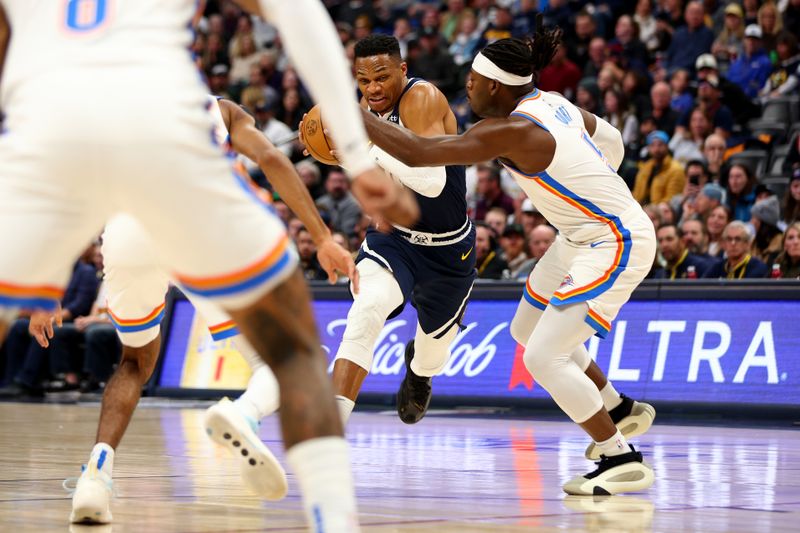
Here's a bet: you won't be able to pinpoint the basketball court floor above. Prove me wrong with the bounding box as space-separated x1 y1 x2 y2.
0 401 798 532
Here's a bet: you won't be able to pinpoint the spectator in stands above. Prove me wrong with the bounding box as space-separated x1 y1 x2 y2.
202 33 230 74
208 64 232 99
654 224 712 279
240 62 279 113
576 77 602 115
542 0 572 31
634 131 687 205
45 281 120 393
229 34 263 84
750 195 784 263
647 81 680 137
296 160 324 200
583 37 608 79
448 12 481 67
519 199 546 237
703 221 769 278
484 207 508 239
774 221 800 278
499 225 530 280
568 10 596 70
703 133 728 183
0 257 99 397
759 31 800 101
688 77 735 140
644 203 665 230
669 69 694 116
612 15 650 71
664 1 715 72
512 0 539 38
478 6 513 47
539 44 582 101
711 3 745 72
680 218 711 257
727 25 774 99
475 223 508 279
635 0 660 52
315 169 362 237
757 1 783 53
278 88 306 133
393 18 415 59
296 226 328 281
439 0 466 43
408 28 457 97
672 159 710 220
254 101 293 157
695 53 761 125
706 204 732 257
669 108 712 166
658 201 678 227
726 163 758 221
515 224 557 280
603 89 639 147
474 163 514 221
694 183 726 221
784 170 800 224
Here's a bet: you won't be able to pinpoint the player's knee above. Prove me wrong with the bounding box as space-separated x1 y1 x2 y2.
509 314 534 346
336 295 388 372
411 332 452 376
119 337 160 384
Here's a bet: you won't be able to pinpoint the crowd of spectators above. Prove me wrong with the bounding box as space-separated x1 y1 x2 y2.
187 0 800 282
3 0 800 398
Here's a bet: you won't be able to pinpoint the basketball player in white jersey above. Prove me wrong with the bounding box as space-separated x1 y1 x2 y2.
60 95 358 522
356 26 657 496
0 1 417 530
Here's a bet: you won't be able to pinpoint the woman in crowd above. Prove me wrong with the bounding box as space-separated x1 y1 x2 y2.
757 1 783 52
712 3 745 72
726 163 758 221
750 196 784 264
774 222 800 278
784 170 800 225
707 204 732 257
603 88 639 147
669 108 712 166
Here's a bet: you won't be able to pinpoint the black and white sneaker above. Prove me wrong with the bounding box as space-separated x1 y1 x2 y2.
585 394 656 460
563 445 654 496
396 341 432 425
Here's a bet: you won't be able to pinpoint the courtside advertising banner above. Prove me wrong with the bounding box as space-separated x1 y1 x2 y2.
159 297 800 406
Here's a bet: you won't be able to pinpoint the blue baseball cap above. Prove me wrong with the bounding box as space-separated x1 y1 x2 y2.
647 131 670 146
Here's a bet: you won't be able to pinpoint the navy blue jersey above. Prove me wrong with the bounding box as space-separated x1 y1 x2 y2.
379 78 467 235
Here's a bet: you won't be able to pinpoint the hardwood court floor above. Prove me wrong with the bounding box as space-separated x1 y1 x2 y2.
0 402 798 532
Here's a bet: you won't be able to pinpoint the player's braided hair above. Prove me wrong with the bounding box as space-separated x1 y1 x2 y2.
481 15 562 86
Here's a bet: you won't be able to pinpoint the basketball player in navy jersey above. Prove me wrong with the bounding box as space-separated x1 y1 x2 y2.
311 35 476 426
356 26 659 496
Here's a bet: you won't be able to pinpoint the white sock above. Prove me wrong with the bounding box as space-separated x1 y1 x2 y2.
89 442 115 476
336 395 355 426
595 429 632 457
600 381 623 411
234 366 280 423
286 437 361 532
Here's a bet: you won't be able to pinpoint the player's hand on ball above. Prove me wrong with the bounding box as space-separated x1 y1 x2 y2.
316 236 360 294
351 167 419 229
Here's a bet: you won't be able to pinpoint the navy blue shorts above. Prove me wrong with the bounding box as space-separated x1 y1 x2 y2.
357 226 477 336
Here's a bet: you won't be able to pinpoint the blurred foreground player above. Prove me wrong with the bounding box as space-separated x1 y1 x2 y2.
0 0 417 530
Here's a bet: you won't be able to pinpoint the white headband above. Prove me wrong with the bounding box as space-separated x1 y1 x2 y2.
471 52 533 86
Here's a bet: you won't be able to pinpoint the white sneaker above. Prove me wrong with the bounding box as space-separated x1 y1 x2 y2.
563 495 654 530
585 395 656 460
563 446 654 496
204 397 288 500
70 464 113 524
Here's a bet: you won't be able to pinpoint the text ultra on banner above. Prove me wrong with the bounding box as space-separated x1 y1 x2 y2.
160 298 799 406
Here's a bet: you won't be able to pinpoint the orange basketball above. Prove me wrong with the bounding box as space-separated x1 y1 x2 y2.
302 105 338 166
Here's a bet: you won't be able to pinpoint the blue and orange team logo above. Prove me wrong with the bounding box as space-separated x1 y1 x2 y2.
559 274 574 289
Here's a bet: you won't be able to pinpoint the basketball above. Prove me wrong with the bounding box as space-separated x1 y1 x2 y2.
302 105 338 166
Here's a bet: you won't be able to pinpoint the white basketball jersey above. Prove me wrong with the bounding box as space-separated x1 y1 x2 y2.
502 90 642 243
0 0 200 107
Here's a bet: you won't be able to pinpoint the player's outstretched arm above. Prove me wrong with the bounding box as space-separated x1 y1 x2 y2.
220 100 358 290
361 109 524 168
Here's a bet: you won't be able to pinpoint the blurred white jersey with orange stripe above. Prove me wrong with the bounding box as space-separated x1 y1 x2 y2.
501 89 656 337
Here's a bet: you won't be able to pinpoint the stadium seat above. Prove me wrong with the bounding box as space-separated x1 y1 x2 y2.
761 175 789 198
728 149 769 177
